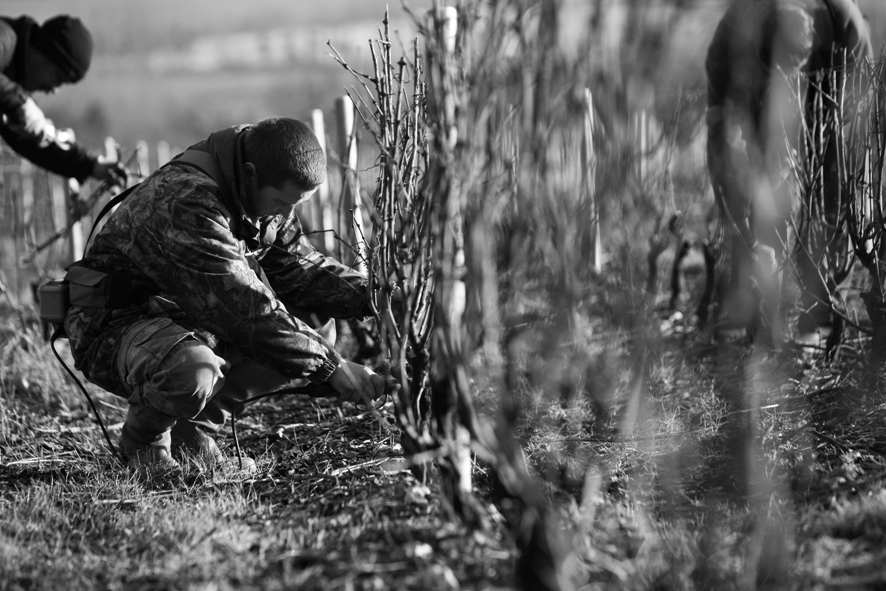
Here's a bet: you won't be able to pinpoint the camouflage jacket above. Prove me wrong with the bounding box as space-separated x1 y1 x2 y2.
64 124 368 395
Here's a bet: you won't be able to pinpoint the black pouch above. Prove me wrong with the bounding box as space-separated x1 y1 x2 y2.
67 265 111 308
66 265 142 309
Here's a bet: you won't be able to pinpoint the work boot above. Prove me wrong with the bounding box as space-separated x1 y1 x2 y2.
121 442 182 479
171 420 257 475
120 410 181 480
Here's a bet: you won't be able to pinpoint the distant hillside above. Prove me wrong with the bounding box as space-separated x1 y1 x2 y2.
1 0 418 54
144 21 415 74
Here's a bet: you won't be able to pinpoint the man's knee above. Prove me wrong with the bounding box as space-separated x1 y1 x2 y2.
139 340 226 419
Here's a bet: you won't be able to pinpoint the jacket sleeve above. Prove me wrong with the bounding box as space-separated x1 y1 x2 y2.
0 96 98 182
260 213 370 320
129 182 342 382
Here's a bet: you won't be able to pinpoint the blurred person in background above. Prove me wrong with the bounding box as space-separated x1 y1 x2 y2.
0 14 126 187
62 117 385 478
705 0 873 344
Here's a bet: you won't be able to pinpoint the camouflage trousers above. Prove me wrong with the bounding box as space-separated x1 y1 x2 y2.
117 315 336 442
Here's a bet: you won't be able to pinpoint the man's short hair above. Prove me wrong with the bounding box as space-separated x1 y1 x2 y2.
244 117 326 189
760 3 815 72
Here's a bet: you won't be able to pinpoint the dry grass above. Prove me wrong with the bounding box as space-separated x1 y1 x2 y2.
0 316 516 591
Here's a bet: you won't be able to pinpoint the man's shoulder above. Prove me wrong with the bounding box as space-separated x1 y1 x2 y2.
128 164 232 219
142 162 221 194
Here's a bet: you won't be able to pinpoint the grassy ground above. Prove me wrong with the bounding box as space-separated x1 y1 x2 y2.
0 316 515 591
3 259 886 590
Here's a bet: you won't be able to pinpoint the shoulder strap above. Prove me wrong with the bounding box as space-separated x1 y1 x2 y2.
171 150 228 190
83 183 138 248
168 150 239 225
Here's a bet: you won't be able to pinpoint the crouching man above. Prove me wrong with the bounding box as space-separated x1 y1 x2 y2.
63 117 384 477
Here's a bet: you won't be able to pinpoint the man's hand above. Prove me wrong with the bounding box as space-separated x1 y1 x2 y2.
327 359 385 404
92 155 128 186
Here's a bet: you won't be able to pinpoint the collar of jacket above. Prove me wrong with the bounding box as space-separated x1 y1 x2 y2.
0 16 38 81
199 124 281 251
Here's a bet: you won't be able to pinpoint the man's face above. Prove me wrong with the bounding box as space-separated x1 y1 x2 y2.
248 178 318 217
21 46 70 93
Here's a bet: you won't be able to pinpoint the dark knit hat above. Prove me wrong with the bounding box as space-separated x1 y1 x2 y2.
30 16 93 82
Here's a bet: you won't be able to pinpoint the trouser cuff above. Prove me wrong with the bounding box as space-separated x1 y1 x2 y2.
122 405 177 447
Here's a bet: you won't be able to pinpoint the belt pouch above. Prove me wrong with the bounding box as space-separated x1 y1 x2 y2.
67 266 115 308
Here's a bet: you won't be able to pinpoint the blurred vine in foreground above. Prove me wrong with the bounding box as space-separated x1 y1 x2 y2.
329 12 437 480
419 3 584 588
332 3 580 588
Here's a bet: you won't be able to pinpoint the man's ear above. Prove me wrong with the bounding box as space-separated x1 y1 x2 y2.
244 162 258 185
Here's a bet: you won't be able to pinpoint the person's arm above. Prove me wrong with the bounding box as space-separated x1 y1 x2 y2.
257 213 384 402
0 95 125 184
260 212 371 320
705 24 755 243
0 20 123 183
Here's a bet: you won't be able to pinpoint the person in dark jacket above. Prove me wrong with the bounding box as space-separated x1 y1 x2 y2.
0 14 126 185
63 117 384 477
705 0 873 342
